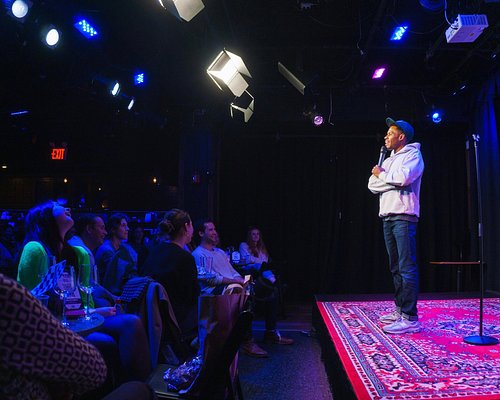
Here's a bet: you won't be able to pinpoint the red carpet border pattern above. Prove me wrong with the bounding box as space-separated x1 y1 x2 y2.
317 298 500 399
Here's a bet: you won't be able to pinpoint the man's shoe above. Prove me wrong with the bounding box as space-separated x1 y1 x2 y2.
264 330 294 345
383 317 420 334
379 310 401 325
241 340 268 358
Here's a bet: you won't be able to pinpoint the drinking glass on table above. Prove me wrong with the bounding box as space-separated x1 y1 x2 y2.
54 265 76 327
78 264 98 321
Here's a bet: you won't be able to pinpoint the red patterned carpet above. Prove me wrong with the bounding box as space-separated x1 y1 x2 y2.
317 298 500 399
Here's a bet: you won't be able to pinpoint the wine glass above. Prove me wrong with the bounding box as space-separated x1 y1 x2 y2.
78 264 98 321
54 265 76 327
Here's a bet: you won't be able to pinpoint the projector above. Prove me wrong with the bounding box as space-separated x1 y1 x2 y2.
445 14 489 43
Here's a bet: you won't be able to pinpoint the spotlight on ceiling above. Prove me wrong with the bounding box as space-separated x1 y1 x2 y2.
390 25 408 41
110 81 121 96
230 91 254 123
372 67 386 79
207 49 252 97
42 26 61 48
74 19 99 39
134 72 145 86
127 97 136 111
11 0 30 19
312 113 324 126
158 0 204 22
304 104 323 126
431 111 442 124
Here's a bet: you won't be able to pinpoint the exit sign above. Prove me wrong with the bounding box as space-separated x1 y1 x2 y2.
51 148 67 160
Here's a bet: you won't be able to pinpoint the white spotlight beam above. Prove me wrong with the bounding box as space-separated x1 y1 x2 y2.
158 0 204 22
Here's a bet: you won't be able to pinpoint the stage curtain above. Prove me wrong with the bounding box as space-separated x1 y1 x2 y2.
218 120 470 300
472 70 500 293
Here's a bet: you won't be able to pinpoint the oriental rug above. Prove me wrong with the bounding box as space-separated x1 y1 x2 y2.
317 298 500 399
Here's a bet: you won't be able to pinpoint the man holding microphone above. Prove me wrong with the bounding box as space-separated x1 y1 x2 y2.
368 117 424 334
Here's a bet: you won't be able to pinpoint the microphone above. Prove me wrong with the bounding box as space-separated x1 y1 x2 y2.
377 146 387 167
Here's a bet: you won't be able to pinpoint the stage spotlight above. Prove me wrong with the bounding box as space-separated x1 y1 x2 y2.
74 19 99 39
230 91 254 123
127 97 135 111
158 0 204 22
207 49 252 97
312 113 324 126
372 67 386 79
110 81 121 96
432 112 442 124
304 104 324 126
390 25 408 41
134 72 145 86
11 0 30 19
42 26 61 47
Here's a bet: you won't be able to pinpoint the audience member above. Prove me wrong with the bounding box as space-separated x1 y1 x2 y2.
16 202 151 384
95 213 138 295
192 219 245 295
127 222 149 270
141 209 199 341
68 213 116 307
192 220 294 358
238 226 277 283
68 213 107 265
0 273 107 400
0 223 19 278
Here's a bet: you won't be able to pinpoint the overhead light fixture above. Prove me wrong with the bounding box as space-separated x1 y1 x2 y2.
42 25 61 48
304 104 323 126
74 19 99 39
312 113 324 126
158 0 204 22
127 97 135 111
277 62 319 96
390 25 408 41
230 91 254 123
372 67 386 79
11 0 30 19
207 50 252 97
110 81 121 96
431 111 442 124
134 72 145 86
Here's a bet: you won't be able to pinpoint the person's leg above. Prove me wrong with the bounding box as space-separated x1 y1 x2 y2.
100 314 152 381
383 220 402 312
393 220 419 320
85 332 121 397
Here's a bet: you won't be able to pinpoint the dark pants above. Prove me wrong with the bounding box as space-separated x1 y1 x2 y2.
383 219 419 320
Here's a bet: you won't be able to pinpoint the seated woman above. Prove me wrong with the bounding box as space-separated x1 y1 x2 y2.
17 201 151 384
141 209 199 342
239 226 276 283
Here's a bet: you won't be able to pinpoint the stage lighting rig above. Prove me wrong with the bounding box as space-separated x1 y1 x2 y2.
207 49 252 97
230 91 254 123
158 0 204 22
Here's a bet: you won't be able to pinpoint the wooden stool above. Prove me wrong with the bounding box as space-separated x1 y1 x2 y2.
429 261 480 292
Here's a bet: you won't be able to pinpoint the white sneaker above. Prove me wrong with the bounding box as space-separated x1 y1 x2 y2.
383 317 420 334
379 310 401 325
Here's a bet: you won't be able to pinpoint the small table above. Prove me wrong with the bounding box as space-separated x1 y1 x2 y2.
66 313 105 336
429 261 480 292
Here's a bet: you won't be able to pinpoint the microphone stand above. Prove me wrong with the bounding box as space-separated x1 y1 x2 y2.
463 134 499 346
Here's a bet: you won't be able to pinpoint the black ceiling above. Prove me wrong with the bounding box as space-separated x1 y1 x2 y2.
1 0 499 133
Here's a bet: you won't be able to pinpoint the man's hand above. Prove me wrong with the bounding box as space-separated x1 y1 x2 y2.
371 165 385 177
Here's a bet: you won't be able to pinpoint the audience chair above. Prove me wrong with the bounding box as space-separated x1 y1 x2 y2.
147 310 253 400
